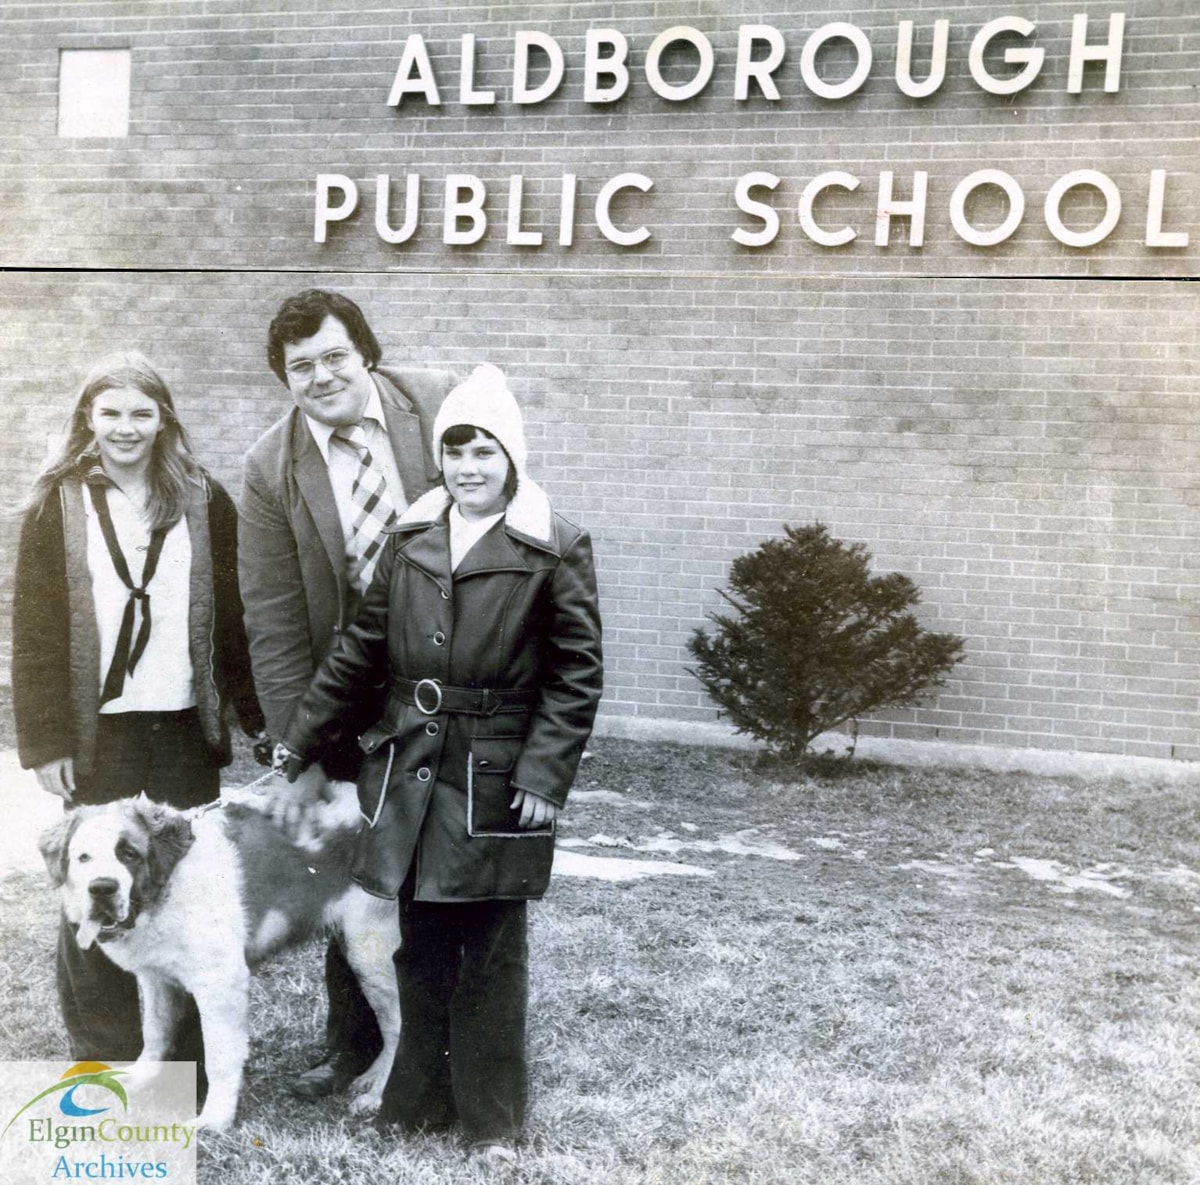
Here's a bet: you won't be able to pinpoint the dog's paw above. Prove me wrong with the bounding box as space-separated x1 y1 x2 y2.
346 1070 385 1115
346 1091 382 1116
194 1108 235 1133
121 1061 163 1093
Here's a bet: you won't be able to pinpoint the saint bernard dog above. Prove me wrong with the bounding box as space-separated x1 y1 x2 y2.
38 787 401 1132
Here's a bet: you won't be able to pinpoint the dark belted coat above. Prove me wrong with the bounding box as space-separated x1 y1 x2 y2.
282 481 603 903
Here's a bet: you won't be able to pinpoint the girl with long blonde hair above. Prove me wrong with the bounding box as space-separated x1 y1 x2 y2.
12 350 263 1073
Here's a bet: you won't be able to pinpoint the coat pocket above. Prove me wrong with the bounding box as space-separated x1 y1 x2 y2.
357 723 400 828
467 737 553 838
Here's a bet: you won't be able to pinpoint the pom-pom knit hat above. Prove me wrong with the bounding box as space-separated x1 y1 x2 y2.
398 364 554 543
431 363 527 475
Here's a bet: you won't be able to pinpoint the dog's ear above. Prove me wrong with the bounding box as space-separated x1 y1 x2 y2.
38 815 79 887
133 800 195 893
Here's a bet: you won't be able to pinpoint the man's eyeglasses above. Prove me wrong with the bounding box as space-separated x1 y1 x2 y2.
285 348 355 383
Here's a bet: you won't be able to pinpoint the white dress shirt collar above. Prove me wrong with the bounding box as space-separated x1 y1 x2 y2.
304 378 388 463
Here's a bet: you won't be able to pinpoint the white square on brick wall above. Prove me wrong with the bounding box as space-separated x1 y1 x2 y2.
58 48 131 138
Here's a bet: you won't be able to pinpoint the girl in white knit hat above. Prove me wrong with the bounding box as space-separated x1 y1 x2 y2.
280 363 603 1162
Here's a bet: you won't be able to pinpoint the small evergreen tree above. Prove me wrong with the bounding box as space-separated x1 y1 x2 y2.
687 523 965 759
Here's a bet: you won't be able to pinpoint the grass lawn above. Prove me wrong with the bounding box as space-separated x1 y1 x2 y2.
2 735 1199 1184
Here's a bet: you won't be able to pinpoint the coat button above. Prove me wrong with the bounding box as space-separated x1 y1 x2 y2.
425 721 439 736
433 631 446 646
416 767 432 782
440 590 450 600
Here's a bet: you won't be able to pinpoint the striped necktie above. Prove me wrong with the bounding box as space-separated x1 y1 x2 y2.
332 422 397 592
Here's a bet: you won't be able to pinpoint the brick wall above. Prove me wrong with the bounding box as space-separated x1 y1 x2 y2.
2 1 1198 275
0 2 1197 760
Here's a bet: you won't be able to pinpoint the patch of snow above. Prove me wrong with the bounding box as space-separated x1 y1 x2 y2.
1151 865 1200 890
897 860 971 879
1009 857 1063 883
0 753 71 877
1008 857 1132 898
638 829 801 863
564 828 800 863
569 833 633 849
810 837 846 851
571 789 648 807
552 849 712 882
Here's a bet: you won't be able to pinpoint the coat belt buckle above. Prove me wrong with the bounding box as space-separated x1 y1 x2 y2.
413 678 443 716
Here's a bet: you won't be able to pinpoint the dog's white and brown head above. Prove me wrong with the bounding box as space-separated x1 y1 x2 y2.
38 797 195 951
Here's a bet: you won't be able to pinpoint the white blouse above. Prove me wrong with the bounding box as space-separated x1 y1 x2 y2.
84 483 195 714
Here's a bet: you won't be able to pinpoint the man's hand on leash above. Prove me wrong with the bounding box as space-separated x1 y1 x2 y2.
510 787 558 830
272 742 307 784
35 757 75 802
269 745 326 839
251 729 274 768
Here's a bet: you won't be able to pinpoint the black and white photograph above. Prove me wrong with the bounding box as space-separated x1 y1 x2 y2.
0 3 1197 1182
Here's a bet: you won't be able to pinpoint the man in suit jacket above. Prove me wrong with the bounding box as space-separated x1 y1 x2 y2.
240 288 456 1099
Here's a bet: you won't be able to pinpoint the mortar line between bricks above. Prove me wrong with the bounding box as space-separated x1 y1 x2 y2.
0 265 1193 285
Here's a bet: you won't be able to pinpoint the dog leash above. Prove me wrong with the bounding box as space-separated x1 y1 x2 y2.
189 767 284 817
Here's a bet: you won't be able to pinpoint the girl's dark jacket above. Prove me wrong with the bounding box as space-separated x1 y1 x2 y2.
283 481 604 903
12 470 265 783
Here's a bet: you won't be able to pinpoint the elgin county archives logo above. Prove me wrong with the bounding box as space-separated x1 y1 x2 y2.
1 1060 196 1180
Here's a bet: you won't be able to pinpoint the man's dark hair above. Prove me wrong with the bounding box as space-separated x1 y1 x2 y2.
266 289 383 383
